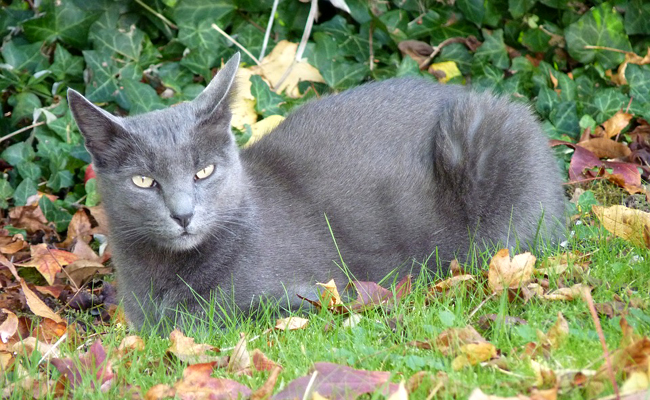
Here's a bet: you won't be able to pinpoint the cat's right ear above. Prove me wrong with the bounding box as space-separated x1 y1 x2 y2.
67 89 125 168
191 52 240 118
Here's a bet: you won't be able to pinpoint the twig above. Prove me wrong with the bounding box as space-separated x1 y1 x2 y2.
583 45 630 54
369 22 374 72
468 292 496 320
211 24 262 66
38 332 67 365
419 37 470 69
582 287 620 399
302 370 319 400
134 0 177 30
274 0 318 91
260 0 280 60
0 121 45 143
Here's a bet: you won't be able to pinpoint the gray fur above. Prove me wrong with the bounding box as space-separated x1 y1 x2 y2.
68 54 565 330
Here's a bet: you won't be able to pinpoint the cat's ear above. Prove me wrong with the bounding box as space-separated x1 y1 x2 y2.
192 52 240 118
67 89 126 168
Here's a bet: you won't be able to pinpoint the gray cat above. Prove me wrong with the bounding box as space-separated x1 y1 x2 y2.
68 53 565 330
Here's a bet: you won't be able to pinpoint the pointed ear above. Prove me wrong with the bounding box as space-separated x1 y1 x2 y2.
192 52 240 118
67 88 126 169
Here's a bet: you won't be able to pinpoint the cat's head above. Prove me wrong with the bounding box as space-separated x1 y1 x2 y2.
68 53 246 251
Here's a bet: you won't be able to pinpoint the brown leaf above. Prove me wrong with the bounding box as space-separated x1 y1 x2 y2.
251 349 281 372
117 335 145 359
172 362 252 400
431 274 475 293
610 48 650 85
228 333 251 374
71 240 100 261
398 40 433 65
166 329 223 364
593 205 650 248
51 340 114 390
317 279 344 308
0 308 18 343
34 285 64 299
64 260 111 287
272 362 400 400
488 249 536 293
275 316 309 331
595 111 634 139
32 318 67 343
8 205 51 234
17 244 79 285
59 209 93 248
600 337 650 378
0 235 27 255
451 342 498 370
476 314 528 331
14 336 61 361
87 205 109 236
541 312 570 349
20 279 63 323
435 325 487 356
578 137 632 159
251 365 282 400
542 283 591 301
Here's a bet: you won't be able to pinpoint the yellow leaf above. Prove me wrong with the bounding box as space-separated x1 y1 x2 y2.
541 283 591 301
275 316 309 331
545 312 570 349
251 41 325 98
488 249 536 293
231 68 258 130
17 243 78 285
244 115 285 148
20 279 63 323
316 279 343 307
592 205 650 248
594 110 634 139
451 342 497 370
620 371 649 394
428 61 461 83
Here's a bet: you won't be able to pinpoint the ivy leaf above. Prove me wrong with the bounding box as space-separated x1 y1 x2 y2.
509 0 536 18
85 179 101 207
0 179 14 209
536 87 558 118
406 10 444 39
456 0 484 26
592 88 629 122
93 26 145 61
120 80 165 114
549 101 580 138
50 45 84 80
565 3 632 70
521 28 551 53
38 196 72 233
625 0 650 35
47 170 75 192
82 50 119 102
475 29 509 70
22 1 99 49
13 179 38 207
16 162 42 181
8 92 42 125
177 20 223 50
626 64 650 104
180 50 217 82
1 142 36 167
172 0 235 26
311 32 367 90
250 75 284 118
157 62 194 94
0 41 49 73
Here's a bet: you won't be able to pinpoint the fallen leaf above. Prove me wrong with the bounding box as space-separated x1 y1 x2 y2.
435 325 487 356
59 209 93 248
0 309 18 343
578 137 632 159
228 333 251 374
8 205 51 234
272 362 400 400
387 381 409 400
0 234 27 255
451 342 498 370
488 249 536 293
398 40 433 65
64 260 111 287
251 349 280 372
231 67 258 130
342 313 363 328
593 205 650 248
530 387 558 400
476 314 527 331
275 316 309 331
317 279 344 308
71 240 100 261
540 312 570 349
166 329 223 364
117 335 144 358
541 283 591 301
244 115 285 148
17 244 78 285
51 340 114 390
620 371 649 395
146 362 252 400
32 317 67 343
350 281 392 310
429 61 461 83
20 279 63 323
251 365 282 400
468 387 526 400
250 40 325 97
13 336 60 361
430 274 475 293
599 337 650 379
595 110 634 139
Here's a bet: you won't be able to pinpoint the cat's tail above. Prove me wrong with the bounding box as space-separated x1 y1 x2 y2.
430 89 566 251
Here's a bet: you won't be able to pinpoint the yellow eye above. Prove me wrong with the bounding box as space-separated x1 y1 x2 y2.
132 175 156 188
195 165 214 180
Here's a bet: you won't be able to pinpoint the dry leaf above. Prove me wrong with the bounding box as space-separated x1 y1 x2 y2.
595 110 634 139
610 48 650 85
488 249 536 292
20 279 63 323
64 260 111 287
435 325 487 356
0 308 18 343
171 362 251 400
231 67 258 130
250 349 280 372
275 316 309 331
593 205 650 248
251 365 282 400
166 329 223 364
543 312 570 349
541 283 591 301
244 114 285 148
14 336 60 360
431 274 475 293
0 235 27 255
59 209 93 248
8 205 51 234
117 335 144 358
316 279 343 307
578 137 632 159
451 342 497 370
398 40 433 65
228 333 251 374
428 61 461 83
250 40 325 97
17 244 78 285
468 387 527 400
387 381 409 400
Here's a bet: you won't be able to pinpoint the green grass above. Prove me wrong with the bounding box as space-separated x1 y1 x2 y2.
3 213 650 400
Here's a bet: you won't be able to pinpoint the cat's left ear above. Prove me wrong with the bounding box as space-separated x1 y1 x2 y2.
192 52 240 118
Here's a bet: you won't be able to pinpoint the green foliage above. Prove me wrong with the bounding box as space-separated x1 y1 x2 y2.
0 0 649 230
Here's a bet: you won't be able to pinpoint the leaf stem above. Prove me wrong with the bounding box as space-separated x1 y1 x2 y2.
211 24 261 66
133 0 177 30
0 121 45 144
259 0 280 61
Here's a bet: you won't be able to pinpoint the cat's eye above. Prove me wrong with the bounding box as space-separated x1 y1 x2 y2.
132 175 156 188
195 165 215 180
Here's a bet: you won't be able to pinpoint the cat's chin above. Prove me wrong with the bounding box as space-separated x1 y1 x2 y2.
163 233 206 252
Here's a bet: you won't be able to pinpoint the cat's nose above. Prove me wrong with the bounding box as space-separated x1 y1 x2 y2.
171 212 193 229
